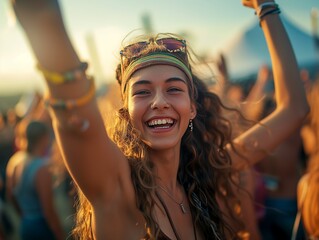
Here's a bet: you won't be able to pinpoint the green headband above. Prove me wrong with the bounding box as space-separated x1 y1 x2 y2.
121 52 193 95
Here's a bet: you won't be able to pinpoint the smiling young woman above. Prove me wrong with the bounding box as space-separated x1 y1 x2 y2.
127 65 196 151
11 0 309 239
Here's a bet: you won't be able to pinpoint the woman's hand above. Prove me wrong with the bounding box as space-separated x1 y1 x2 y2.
241 0 275 10
11 0 60 29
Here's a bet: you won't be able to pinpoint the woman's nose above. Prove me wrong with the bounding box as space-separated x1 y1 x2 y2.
150 92 170 110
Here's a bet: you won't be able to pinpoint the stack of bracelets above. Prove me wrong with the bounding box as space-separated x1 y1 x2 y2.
37 62 96 110
255 2 281 26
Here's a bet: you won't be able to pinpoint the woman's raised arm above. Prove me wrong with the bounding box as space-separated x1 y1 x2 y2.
230 0 309 169
12 0 131 202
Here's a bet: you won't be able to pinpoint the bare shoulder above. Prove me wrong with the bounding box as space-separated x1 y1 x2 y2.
6 151 28 175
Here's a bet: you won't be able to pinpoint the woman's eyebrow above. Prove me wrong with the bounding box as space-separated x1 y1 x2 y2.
131 80 151 88
165 77 187 84
131 77 186 88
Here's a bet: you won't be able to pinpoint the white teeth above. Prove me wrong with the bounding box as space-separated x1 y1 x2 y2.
148 118 173 126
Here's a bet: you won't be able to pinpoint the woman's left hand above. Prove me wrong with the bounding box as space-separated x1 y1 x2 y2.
241 0 275 10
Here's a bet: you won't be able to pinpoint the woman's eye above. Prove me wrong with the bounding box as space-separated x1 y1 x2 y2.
168 87 182 93
133 90 150 96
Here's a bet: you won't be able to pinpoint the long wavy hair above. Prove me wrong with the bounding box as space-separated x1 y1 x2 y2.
298 78 319 237
72 33 246 239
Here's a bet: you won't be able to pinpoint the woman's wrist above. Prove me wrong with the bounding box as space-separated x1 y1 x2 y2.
253 0 275 11
254 1 280 27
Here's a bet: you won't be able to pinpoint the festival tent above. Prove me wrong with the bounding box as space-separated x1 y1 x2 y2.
220 14 319 82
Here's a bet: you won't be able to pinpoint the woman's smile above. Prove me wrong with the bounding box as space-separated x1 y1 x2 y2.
146 117 175 132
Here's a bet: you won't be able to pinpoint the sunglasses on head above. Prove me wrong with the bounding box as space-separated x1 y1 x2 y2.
120 37 187 59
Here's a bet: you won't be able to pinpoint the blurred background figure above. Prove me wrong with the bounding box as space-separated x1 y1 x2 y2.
214 56 309 239
0 173 6 240
0 109 19 238
296 76 319 239
214 53 263 240
241 65 307 240
6 120 65 240
0 86 80 240
0 110 17 195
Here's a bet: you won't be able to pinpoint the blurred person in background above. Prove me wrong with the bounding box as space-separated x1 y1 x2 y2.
0 173 5 240
214 54 264 240
0 111 16 193
241 65 307 240
0 111 16 238
296 77 319 239
6 120 65 240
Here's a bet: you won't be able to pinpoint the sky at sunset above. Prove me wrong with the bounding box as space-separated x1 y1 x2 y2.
0 0 318 95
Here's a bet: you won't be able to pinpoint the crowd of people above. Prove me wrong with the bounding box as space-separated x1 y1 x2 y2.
0 0 318 239
0 93 75 240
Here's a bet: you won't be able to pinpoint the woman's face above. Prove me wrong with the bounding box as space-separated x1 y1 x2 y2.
127 65 196 151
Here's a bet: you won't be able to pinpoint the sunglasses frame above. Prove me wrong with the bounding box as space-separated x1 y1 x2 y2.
120 37 187 59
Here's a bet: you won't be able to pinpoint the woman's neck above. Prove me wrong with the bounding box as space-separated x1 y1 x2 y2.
150 148 181 191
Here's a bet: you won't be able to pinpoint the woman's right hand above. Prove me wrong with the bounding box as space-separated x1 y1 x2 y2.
241 0 275 10
11 0 60 29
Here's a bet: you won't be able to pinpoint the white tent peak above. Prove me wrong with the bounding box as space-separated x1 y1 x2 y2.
220 13 319 82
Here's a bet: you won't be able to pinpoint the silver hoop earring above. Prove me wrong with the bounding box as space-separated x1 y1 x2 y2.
189 119 193 132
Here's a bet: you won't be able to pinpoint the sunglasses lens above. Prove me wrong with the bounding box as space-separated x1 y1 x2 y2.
157 38 185 52
123 42 148 57
121 38 186 60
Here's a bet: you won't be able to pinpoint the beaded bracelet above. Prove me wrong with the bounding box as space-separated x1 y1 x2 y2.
37 62 89 84
255 2 278 17
44 77 95 110
255 2 281 27
259 7 281 21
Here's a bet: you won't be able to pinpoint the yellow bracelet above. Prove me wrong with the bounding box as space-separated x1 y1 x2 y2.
44 77 95 110
37 62 88 84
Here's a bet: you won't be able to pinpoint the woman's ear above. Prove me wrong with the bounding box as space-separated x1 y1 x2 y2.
190 102 197 119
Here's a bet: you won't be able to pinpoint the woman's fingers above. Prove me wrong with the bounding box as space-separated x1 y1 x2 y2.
242 0 276 9
242 0 254 8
